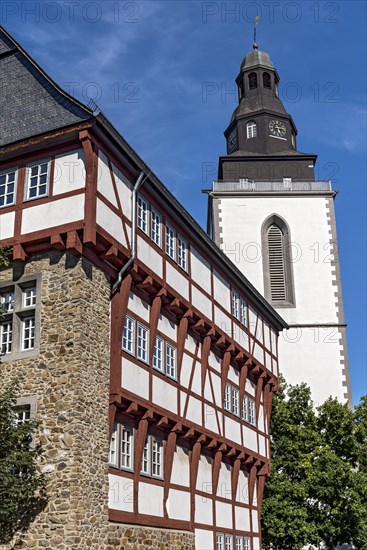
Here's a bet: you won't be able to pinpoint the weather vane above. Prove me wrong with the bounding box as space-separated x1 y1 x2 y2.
253 15 260 50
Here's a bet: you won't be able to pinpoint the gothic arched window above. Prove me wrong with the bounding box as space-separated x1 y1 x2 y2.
248 72 257 90
247 121 257 139
263 72 271 89
261 215 295 306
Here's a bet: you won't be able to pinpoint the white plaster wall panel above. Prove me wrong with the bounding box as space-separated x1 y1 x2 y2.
190 246 211 292
243 425 258 453
204 378 212 403
253 342 264 365
256 316 263 344
264 321 271 351
215 501 233 529
167 488 190 521
170 445 190 487
233 325 249 353
210 372 222 407
253 538 260 550
112 162 132 220
138 482 163 516
265 351 272 372
166 262 189 300
235 506 251 531
96 199 127 247
195 495 213 526
245 379 256 397
214 305 231 335
180 352 194 389
108 474 133 512
203 404 219 435
258 405 265 433
157 312 176 341
197 455 213 494
0 211 15 239
209 351 221 372
252 510 259 532
236 470 249 504
186 395 203 426
217 462 232 500
192 285 212 319
185 333 201 357
252 481 257 507
153 376 177 414
278 328 345 406
128 292 150 322
228 365 240 385
248 306 258 339
137 236 162 278
225 416 241 445
53 149 85 195
213 269 231 312
258 435 266 457
97 151 118 207
121 358 149 400
195 529 214 550
22 195 84 234
190 361 202 397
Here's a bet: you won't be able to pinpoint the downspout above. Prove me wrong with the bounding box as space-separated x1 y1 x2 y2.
112 170 145 293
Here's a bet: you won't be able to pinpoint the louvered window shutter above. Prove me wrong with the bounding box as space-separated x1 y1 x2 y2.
268 225 286 302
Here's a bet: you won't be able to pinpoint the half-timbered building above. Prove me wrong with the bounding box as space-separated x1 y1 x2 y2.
0 26 287 549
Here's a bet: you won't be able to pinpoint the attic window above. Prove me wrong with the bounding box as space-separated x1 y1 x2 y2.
248 72 257 90
263 72 271 89
247 121 257 139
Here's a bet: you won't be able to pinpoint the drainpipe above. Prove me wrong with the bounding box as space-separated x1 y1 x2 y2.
112 170 145 294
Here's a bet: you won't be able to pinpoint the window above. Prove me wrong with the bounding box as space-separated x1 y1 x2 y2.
141 435 163 479
137 324 149 363
249 399 256 426
122 315 135 355
232 387 240 417
248 72 257 89
1 277 40 360
225 535 234 550
151 208 162 247
247 121 257 139
109 423 118 466
177 235 188 271
224 384 231 411
267 225 286 302
263 72 271 88
0 168 17 207
243 537 251 550
166 224 176 259
153 336 164 372
242 395 249 423
25 161 49 200
120 425 134 471
22 317 35 350
240 299 248 327
141 436 151 475
236 537 244 550
216 533 224 550
14 404 31 426
232 290 240 319
137 195 148 233
166 343 177 379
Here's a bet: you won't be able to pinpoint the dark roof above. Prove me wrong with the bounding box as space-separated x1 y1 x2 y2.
0 26 93 147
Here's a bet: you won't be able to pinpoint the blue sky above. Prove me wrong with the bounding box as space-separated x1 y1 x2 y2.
2 0 366 404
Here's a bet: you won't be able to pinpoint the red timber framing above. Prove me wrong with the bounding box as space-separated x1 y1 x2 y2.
1 117 284 546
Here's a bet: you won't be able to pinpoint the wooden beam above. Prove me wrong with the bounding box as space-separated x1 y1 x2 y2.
249 464 257 506
126 402 139 415
163 430 177 517
190 440 202 529
149 295 162 360
12 244 27 262
50 234 65 250
201 334 211 394
221 350 232 401
232 457 241 503
212 450 223 496
255 376 265 421
80 131 97 245
66 230 82 256
133 418 148 514
239 362 249 420
177 316 189 378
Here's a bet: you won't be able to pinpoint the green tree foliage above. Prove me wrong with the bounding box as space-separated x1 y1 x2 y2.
261 378 367 549
0 247 12 269
0 382 47 543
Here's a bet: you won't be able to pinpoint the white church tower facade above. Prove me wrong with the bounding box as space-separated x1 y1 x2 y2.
207 44 351 406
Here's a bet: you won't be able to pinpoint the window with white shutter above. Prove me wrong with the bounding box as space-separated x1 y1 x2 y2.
267 224 286 302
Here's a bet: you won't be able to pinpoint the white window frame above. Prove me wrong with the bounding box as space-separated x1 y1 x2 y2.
109 423 119 467
153 336 164 372
232 290 240 320
120 425 134 472
249 398 256 426
23 287 37 308
1 290 14 313
243 537 251 550
177 235 188 271
224 383 231 411
236 536 244 550
13 404 31 426
0 168 17 208
151 436 164 479
137 323 149 363
137 195 149 234
0 321 13 355
240 299 248 327
247 121 257 139
216 533 225 550
25 160 50 201
21 316 35 351
232 387 240 417
166 343 177 380
166 224 176 260
151 208 162 247
225 535 234 550
242 395 249 423
141 436 151 476
122 315 135 355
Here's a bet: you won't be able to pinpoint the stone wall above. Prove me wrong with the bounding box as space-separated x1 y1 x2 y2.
107 524 195 550
0 251 111 549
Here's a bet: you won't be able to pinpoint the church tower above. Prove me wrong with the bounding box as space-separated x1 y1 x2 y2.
207 39 352 406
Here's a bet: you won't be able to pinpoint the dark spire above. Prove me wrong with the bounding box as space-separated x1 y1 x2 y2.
253 15 260 50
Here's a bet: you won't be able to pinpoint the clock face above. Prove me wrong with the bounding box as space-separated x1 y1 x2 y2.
227 128 238 153
269 120 286 138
